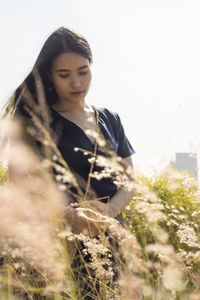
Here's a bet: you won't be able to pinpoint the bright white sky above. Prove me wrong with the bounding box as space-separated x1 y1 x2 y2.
1 0 200 175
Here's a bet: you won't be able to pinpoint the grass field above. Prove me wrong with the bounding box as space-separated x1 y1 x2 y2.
0 118 200 299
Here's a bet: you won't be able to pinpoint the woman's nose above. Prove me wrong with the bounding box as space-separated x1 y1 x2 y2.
70 76 82 89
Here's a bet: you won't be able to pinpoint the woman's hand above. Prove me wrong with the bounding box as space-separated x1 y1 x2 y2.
85 200 116 218
65 206 112 237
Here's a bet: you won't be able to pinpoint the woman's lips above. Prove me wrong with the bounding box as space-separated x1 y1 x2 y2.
70 91 83 96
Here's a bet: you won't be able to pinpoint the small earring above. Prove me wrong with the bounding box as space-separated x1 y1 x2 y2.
49 87 53 92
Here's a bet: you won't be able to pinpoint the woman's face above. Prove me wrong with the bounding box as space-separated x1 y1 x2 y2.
50 52 92 105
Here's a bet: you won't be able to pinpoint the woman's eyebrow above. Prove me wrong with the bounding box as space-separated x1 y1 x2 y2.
56 65 89 72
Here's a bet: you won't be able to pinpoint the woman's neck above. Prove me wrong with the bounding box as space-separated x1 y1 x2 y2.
52 99 90 113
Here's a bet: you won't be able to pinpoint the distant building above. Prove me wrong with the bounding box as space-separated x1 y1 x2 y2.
172 152 198 180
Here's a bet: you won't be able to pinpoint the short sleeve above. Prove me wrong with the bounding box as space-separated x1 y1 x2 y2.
115 113 135 158
97 107 136 158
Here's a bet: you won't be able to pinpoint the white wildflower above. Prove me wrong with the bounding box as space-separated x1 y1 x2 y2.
177 224 199 248
58 184 66 191
162 265 184 291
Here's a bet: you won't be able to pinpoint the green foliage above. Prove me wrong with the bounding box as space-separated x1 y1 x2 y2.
123 166 200 297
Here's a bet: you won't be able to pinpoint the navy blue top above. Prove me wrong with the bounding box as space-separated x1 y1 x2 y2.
50 107 135 202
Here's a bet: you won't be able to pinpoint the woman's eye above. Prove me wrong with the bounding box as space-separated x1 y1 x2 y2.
59 74 69 78
79 71 88 76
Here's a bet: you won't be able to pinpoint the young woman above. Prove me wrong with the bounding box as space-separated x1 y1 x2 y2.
3 27 136 298
5 27 135 235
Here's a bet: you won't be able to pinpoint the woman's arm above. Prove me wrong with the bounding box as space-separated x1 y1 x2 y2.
89 156 135 218
64 156 135 236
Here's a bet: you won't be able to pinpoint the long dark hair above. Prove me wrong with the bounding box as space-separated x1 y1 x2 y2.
2 27 92 162
4 27 93 117
2 28 93 198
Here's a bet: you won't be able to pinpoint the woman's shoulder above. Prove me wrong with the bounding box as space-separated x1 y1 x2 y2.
95 106 120 121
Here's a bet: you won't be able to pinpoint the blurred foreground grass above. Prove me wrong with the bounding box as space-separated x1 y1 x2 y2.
0 162 200 299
